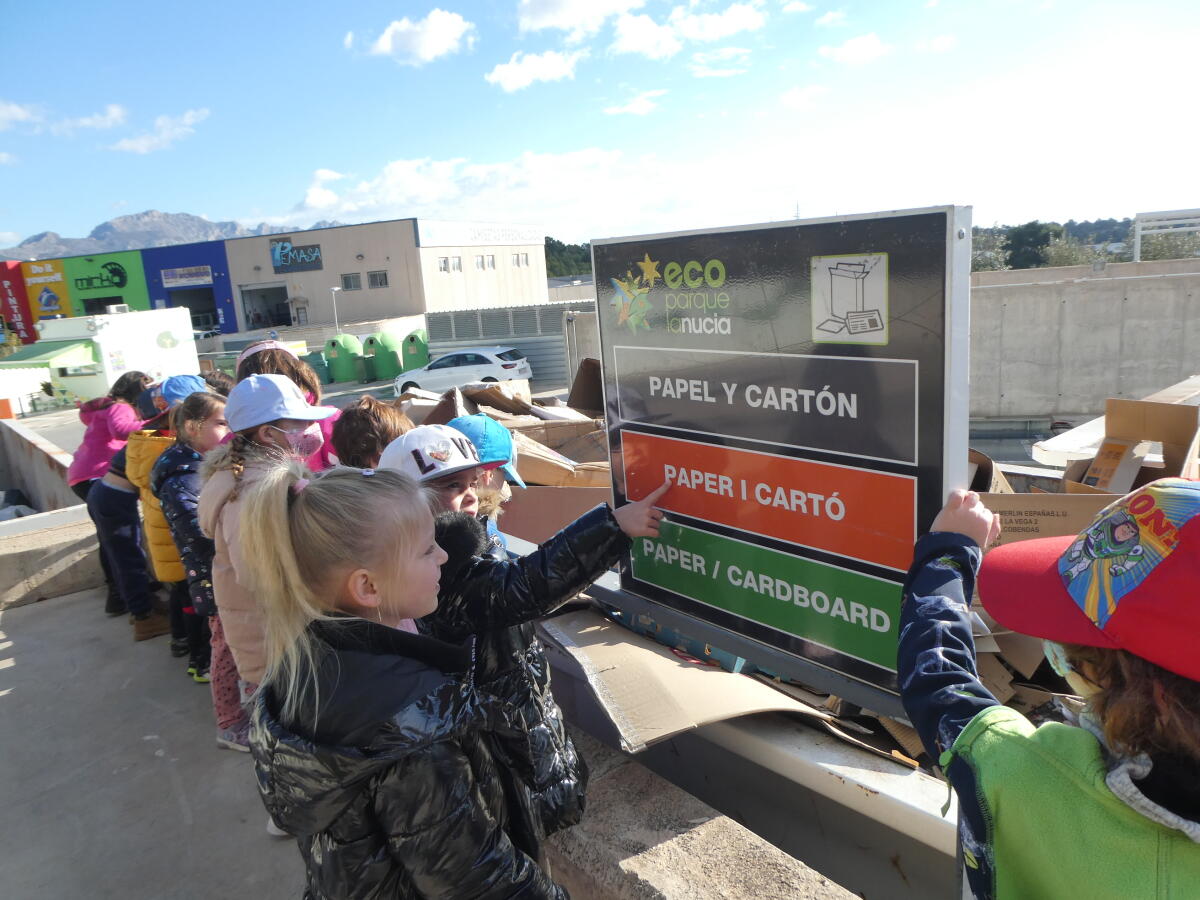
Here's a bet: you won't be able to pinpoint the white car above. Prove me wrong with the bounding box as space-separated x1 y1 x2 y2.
394 347 533 395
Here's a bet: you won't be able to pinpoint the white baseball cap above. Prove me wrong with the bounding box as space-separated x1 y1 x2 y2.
378 424 482 482
225 374 337 433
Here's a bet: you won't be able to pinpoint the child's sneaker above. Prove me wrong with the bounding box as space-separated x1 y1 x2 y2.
192 666 211 684
215 723 250 752
266 818 290 838
186 661 197 677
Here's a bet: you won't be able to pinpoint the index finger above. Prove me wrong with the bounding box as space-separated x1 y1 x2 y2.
640 479 672 505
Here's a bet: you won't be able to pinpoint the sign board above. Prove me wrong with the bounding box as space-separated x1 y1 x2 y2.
594 207 970 697
0 261 37 343
161 264 214 289
20 259 74 320
270 238 323 273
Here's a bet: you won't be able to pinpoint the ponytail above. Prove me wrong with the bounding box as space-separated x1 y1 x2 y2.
239 462 431 723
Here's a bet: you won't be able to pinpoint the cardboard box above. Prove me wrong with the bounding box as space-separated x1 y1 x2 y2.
977 491 1112 547
511 430 611 488
968 448 1014 494
1062 399 1200 495
555 429 609 463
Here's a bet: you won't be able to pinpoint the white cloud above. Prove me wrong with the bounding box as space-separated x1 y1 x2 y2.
690 46 751 77
783 1 813 11
815 10 845 26
780 84 827 109
817 32 889 64
604 89 668 115
52 103 128 135
518 0 644 43
0 152 14 165
916 34 957 53
611 13 684 60
485 50 587 92
343 30 354 50
0 100 38 131
669 2 767 42
109 108 210 154
304 169 347 209
0 230 20 244
369 9 476 65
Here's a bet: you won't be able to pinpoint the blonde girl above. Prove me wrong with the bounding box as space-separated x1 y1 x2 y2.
240 464 568 898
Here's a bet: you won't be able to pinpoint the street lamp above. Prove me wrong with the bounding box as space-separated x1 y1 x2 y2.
329 286 341 335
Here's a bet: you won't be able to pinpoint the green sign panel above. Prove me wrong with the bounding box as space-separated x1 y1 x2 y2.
631 521 901 671
61 251 150 316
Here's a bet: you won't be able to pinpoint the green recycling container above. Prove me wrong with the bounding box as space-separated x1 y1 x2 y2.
401 329 430 373
302 351 332 385
355 353 377 384
323 334 363 384
363 332 406 381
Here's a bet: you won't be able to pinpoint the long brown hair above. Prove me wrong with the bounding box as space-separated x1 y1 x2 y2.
1064 643 1200 760
108 370 150 404
236 347 322 403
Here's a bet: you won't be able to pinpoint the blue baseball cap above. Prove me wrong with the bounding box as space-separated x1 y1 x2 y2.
159 374 208 409
447 414 525 489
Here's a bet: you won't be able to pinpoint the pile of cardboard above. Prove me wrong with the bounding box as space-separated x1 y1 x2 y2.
393 362 612 489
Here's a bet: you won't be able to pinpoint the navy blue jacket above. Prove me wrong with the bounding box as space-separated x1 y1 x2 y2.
151 443 216 616
898 532 1000 899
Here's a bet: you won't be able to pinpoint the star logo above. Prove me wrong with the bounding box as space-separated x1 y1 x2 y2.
636 253 661 287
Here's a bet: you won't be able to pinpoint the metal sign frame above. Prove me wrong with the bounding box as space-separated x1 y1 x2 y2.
592 206 971 717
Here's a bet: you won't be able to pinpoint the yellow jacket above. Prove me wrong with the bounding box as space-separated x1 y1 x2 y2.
126 429 184 583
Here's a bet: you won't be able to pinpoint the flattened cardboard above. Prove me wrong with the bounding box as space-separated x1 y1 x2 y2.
978 491 1111 547
977 652 1016 705
1080 438 1149 493
511 430 612 487
555 429 609 463
566 358 604 415
539 610 833 753
499 486 611 544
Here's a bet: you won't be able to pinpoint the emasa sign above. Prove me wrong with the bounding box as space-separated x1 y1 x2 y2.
270 238 323 273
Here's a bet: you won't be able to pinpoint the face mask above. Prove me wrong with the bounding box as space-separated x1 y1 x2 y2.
1043 640 1100 698
269 423 324 459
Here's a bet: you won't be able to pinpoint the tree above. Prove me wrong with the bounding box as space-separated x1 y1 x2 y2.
971 226 1009 271
1137 229 1200 261
1005 221 1063 269
1042 235 1100 267
544 237 592 277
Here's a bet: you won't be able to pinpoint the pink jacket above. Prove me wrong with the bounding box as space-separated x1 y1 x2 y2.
67 399 145 485
198 448 272 684
306 408 341 471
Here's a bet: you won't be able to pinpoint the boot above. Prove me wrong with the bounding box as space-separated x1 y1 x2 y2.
132 609 171 642
104 591 127 617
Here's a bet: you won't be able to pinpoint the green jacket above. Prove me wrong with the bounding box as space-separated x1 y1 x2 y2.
950 705 1200 899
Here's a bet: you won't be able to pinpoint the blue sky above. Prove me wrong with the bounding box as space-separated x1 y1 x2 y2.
1 0 1197 245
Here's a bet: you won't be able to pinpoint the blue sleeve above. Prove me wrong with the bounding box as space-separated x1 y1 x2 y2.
898 532 1003 899
158 471 217 616
898 532 1000 761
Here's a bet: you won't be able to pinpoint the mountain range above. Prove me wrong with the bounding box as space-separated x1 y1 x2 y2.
1 210 343 261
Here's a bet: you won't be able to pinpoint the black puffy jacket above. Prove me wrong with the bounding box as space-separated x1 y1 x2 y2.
250 616 567 900
424 504 630 850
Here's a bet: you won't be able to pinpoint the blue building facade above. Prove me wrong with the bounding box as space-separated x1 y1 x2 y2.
141 241 237 334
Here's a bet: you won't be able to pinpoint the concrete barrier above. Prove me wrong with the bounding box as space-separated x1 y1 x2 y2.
0 417 77 512
547 731 856 900
0 504 104 610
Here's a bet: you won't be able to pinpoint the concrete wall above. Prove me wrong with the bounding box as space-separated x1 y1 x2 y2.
969 259 1200 418
0 417 77 511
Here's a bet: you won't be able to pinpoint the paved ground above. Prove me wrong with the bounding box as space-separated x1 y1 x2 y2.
0 588 302 899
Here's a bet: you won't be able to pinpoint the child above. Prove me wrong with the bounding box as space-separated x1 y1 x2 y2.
447 413 524 553
152 391 229 683
127 375 209 652
238 464 574 897
68 370 150 616
198 374 336 750
378 425 668 855
90 374 204 640
329 394 414 468
234 340 340 470
899 480 1200 899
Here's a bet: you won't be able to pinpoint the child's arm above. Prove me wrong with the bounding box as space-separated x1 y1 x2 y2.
898 490 1004 761
158 470 217 616
377 741 567 899
431 504 630 638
